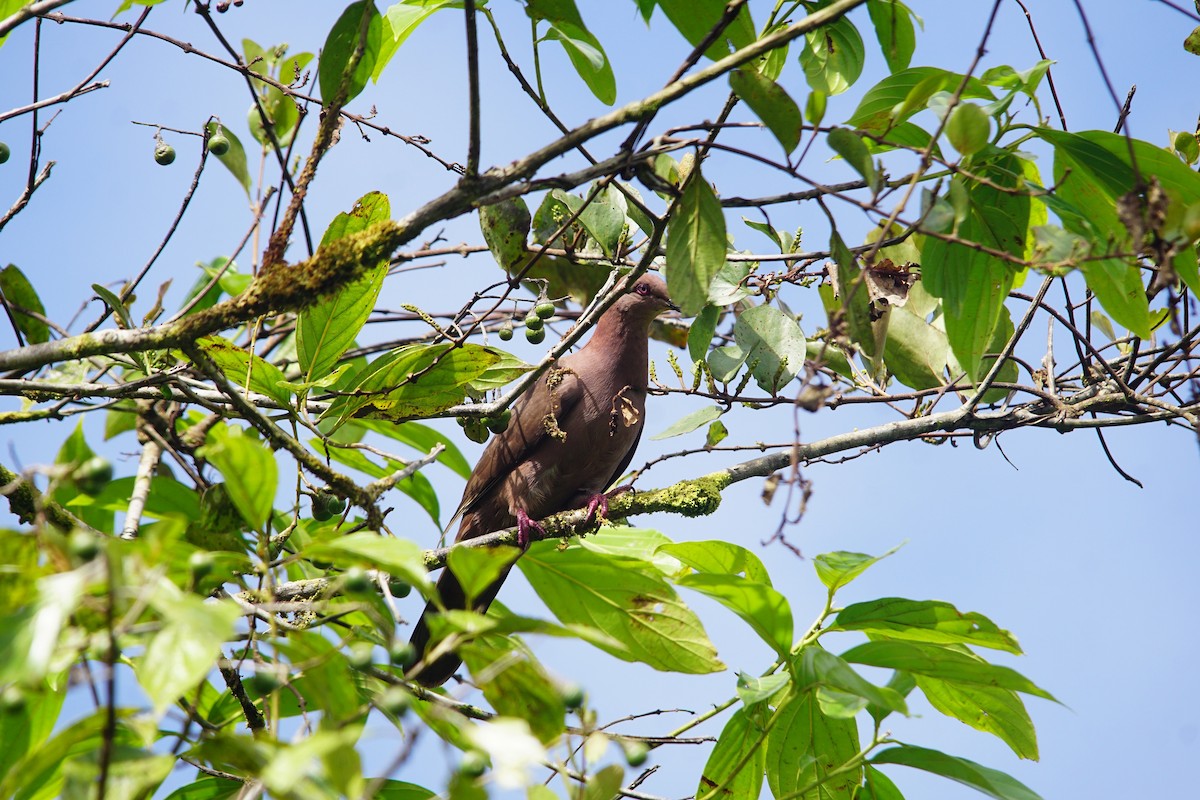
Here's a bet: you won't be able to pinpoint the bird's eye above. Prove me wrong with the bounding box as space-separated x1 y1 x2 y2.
634 283 650 295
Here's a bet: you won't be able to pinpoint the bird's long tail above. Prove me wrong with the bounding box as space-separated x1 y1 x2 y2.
408 565 511 686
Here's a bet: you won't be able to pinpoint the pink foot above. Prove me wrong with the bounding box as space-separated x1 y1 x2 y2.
515 508 546 549
584 485 634 525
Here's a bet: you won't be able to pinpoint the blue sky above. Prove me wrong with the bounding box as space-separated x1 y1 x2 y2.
0 1 1197 798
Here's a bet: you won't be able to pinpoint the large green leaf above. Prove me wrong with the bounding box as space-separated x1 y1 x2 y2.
0 265 48 344
677 572 793 656
871 745 1043 800
812 546 899 594
731 304 808 392
139 581 239 715
198 335 291 406
200 423 277 531
304 531 431 592
667 169 727 316
318 0 383 104
657 540 772 585
696 706 768 800
916 674 1038 760
322 343 504 428
848 67 994 136
373 0 459 82
840 640 1055 701
832 598 1021 653
527 0 615 104
650 405 724 441
519 541 724 674
297 192 391 384
766 690 861 800
730 69 803 155
655 0 756 61
796 646 908 717
460 633 566 744
800 15 865 96
866 0 917 73
920 152 1029 378
479 196 532 271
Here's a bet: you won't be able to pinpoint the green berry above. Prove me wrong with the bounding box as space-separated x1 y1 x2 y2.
535 300 555 320
318 492 347 517
246 671 283 696
0 142 10 164
524 312 544 332
456 415 470 427
207 132 230 156
498 321 514 341
387 578 412 598
389 641 417 668
459 750 489 778
463 418 490 444
73 456 113 495
341 566 372 595
68 530 101 562
623 740 650 767
347 643 374 670
154 141 176 165
377 686 412 717
312 500 333 521
485 409 512 434
525 326 546 345
188 551 215 579
559 682 585 710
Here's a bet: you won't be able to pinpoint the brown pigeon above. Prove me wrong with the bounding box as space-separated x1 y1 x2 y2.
408 273 677 685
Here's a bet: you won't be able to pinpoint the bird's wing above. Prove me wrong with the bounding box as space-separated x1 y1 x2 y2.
446 366 584 538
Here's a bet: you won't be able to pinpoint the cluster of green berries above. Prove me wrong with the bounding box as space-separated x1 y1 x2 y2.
498 296 555 344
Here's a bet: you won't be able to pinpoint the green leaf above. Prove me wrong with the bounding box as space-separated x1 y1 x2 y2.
651 405 724 440
140 583 239 715
696 706 768 800
848 67 994 137
766 689 861 800
91 283 133 328
318 0 383 104
247 85 300 150
655 0 756 61
576 184 626 257
689 304 720 362
199 423 277 531
732 304 807 392
861 765 906 800
840 640 1056 701
0 265 48 344
162 776 244 800
519 541 724 674
304 531 431 592
797 647 908 716
800 15 865 96
372 780 438 800
1185 24 1200 56
832 598 1021 653
677 572 793 656
826 127 875 186
582 527 682 575
204 121 251 195
480 196 532 271
871 745 1043 800
198 335 291 406
317 437 441 526
322 343 503 428
882 306 950 390
729 69 803 155
460 633 566 744
0 681 64 782
447 545 522 607
920 151 1029 378
867 0 918 73
667 169 727 316
737 672 791 706
541 21 616 105
917 674 1038 759
298 191 391 384
813 546 900 594
373 1 458 82
657 540 772 585
354 419 471 478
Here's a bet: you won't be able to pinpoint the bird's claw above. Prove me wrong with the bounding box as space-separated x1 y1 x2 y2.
583 485 633 525
515 508 545 549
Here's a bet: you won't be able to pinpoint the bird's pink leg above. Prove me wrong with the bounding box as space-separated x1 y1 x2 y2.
583 485 634 525
515 508 545 549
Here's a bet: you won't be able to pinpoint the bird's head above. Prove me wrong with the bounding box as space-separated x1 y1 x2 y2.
613 274 678 323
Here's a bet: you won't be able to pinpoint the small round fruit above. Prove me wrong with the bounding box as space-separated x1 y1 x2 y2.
389 641 417 668
347 643 374 670
318 492 347 517
498 321 514 341
485 409 512 434
456 415 470 427
534 300 555 320
188 551 215 580
559 682 585 710
524 312 544 332
387 578 412 598
207 132 230 156
68 530 101 562
73 456 113 495
0 142 10 164
463 418 490 444
458 750 489 778
341 566 372 595
311 499 333 521
246 671 283 696
154 141 176 165
377 686 412 717
525 326 546 345
622 740 650 767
